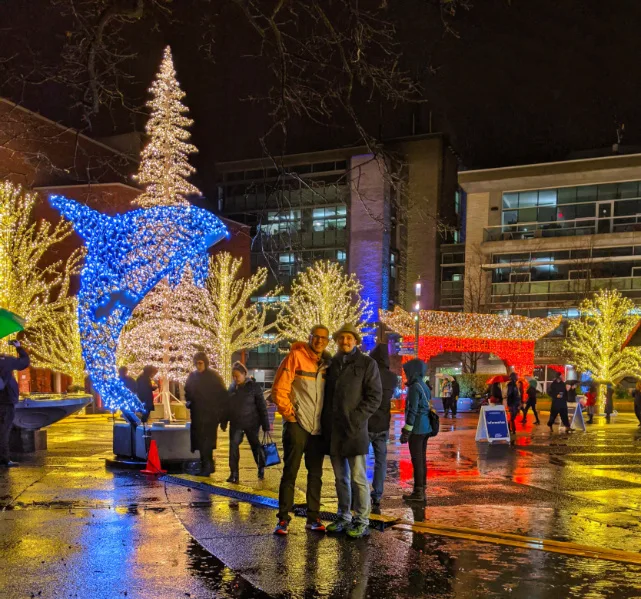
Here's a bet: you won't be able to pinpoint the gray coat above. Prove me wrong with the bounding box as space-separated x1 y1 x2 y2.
322 348 382 457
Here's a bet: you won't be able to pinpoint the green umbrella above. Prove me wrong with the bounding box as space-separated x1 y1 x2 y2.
0 309 25 339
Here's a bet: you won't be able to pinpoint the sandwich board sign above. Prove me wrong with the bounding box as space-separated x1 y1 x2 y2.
475 405 510 443
570 402 586 432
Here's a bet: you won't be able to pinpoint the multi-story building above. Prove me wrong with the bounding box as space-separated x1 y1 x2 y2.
459 151 641 385
215 134 460 376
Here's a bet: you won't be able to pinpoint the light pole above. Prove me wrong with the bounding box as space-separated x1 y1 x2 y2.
414 279 422 358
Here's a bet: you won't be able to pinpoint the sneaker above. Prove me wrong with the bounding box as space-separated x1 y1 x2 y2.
226 473 239 483
346 521 371 539
326 518 351 534
0 460 18 467
305 519 326 532
273 520 289 535
371 496 381 508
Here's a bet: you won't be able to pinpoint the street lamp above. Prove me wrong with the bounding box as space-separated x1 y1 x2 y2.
414 279 422 357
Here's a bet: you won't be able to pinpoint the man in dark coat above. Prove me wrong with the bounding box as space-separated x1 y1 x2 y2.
222 361 270 483
0 335 30 467
548 374 573 432
506 372 521 435
118 366 137 393
136 365 158 423
184 352 228 476
449 376 460 418
323 323 382 539
368 343 397 508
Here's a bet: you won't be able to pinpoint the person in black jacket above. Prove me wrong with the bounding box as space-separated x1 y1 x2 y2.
450 376 460 418
0 334 30 467
118 366 137 393
521 379 540 425
222 361 270 483
506 372 521 435
136 365 158 423
185 352 228 476
548 374 573 432
322 323 382 539
368 344 397 509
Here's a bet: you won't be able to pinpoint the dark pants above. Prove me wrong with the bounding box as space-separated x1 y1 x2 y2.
443 397 456 416
548 406 571 428
408 433 428 490
522 402 539 422
197 434 215 471
635 402 641 425
229 426 264 474
508 404 520 433
277 421 324 523
368 430 388 501
0 404 15 464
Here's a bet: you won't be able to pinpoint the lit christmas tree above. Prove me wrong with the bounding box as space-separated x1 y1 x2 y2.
200 253 281 387
0 181 83 354
565 288 641 402
277 260 372 352
117 267 209 384
133 45 200 208
31 299 86 387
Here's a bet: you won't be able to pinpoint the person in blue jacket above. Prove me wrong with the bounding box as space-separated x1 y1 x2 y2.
400 359 432 503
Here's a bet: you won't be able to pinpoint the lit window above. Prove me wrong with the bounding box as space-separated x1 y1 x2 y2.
337 250 346 261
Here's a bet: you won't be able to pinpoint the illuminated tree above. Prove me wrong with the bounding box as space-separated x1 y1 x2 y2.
133 45 200 208
277 260 372 352
117 268 209 384
565 289 641 401
31 299 86 386
0 181 83 349
200 253 281 387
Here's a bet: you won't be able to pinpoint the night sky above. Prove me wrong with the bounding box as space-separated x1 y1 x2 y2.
2 0 641 188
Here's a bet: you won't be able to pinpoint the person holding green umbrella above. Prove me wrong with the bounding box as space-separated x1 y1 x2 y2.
0 310 30 468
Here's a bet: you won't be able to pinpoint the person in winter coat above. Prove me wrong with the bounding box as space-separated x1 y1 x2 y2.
506 372 522 435
547 374 573 432
521 379 540 425
323 323 382 539
0 334 30 467
490 382 503 405
368 343 397 509
634 382 641 426
272 325 332 536
185 352 228 477
136 365 158 423
450 376 460 418
605 383 615 423
441 380 453 417
222 361 270 483
400 359 432 503
585 385 597 425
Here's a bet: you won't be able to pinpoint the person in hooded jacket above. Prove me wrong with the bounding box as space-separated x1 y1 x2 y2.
400 359 432 503
136 365 158 423
521 379 540 425
185 352 228 476
222 361 270 483
547 374 572 432
506 372 521 435
368 343 397 509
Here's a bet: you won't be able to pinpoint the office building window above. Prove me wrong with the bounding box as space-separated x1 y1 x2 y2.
312 205 347 232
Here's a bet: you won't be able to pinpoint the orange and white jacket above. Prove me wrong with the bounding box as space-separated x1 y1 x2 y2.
271 342 331 435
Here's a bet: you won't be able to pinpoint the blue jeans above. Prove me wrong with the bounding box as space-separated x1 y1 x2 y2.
330 454 371 525
368 431 388 501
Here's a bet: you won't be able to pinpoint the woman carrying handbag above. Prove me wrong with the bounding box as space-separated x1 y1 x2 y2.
222 362 270 483
400 359 433 503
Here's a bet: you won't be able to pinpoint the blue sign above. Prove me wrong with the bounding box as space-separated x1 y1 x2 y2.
475 405 510 443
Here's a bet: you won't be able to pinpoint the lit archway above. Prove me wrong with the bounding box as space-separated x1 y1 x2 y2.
379 308 561 376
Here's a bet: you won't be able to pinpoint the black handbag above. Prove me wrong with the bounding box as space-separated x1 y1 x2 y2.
261 432 281 467
427 409 440 438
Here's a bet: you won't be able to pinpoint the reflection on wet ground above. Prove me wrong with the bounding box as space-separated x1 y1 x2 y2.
4 412 641 597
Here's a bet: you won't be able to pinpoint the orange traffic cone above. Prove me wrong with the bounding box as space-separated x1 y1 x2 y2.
141 440 166 475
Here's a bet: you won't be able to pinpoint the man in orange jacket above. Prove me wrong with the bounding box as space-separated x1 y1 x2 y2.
272 324 331 535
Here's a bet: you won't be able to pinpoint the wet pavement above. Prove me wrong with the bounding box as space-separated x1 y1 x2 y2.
4 412 641 597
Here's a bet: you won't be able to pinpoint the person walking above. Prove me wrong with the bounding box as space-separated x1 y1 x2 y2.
585 385 597 425
0 334 30 468
548 373 573 432
442 379 453 417
272 325 332 536
368 343 397 510
136 365 158 423
506 372 521 435
185 352 228 477
450 376 460 419
634 382 641 427
399 359 432 503
118 366 137 393
605 383 614 423
521 379 540 425
323 324 382 539
223 361 270 483
490 381 503 405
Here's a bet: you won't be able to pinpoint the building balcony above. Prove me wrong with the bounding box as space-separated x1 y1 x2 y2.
484 214 641 242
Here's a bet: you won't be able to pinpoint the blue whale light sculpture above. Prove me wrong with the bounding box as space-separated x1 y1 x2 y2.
50 196 228 412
